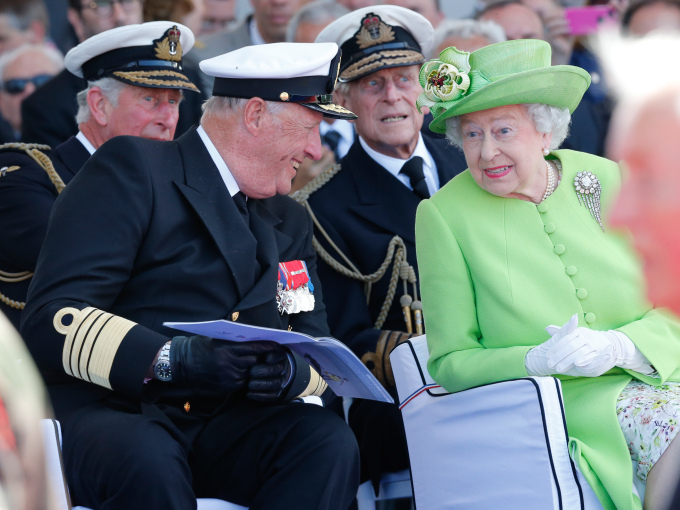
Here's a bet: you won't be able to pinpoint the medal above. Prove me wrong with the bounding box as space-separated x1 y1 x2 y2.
277 260 315 314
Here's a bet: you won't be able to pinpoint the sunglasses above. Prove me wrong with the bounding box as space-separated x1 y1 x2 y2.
2 74 53 95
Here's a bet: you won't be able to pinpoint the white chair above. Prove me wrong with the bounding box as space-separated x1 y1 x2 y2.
389 335 617 510
41 418 246 510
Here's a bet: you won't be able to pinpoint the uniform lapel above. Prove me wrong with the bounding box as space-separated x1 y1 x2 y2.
423 134 467 186
174 128 257 299
54 136 90 181
344 142 421 245
233 199 286 311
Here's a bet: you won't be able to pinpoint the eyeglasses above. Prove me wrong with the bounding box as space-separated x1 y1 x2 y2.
83 0 140 16
2 74 53 95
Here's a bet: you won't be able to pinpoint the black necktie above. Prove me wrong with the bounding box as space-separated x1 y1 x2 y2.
400 156 430 199
322 130 342 162
233 191 249 224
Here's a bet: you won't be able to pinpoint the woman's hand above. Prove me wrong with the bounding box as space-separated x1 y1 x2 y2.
526 314 656 377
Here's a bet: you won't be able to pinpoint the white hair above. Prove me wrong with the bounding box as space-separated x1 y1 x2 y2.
431 19 506 58
0 43 63 83
75 77 127 124
285 0 350 42
200 96 288 123
444 103 571 150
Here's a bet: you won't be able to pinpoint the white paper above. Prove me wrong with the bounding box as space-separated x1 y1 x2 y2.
163 319 394 403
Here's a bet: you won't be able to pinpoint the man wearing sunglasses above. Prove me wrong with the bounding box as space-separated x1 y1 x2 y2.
0 22 200 331
0 44 63 141
20 0 207 147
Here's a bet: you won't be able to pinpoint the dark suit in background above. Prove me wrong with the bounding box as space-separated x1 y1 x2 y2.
305 135 467 487
0 136 90 330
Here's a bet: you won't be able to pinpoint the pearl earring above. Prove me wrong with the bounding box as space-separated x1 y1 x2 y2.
542 148 550 156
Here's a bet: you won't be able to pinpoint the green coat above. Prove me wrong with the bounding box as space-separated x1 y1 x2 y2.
415 149 680 510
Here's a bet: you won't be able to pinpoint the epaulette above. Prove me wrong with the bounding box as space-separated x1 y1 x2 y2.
0 143 58 311
0 142 63 194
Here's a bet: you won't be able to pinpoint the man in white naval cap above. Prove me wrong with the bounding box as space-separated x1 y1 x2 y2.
296 5 467 494
20 42 360 510
0 21 198 332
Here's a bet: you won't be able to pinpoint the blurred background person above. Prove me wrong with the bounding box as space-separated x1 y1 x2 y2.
477 0 612 156
621 0 680 35
0 0 50 55
336 0 380 8
0 311 56 510
432 18 506 56
286 0 353 193
0 44 62 142
382 0 445 28
603 30 680 510
202 0 237 34
187 0 310 93
144 0 206 37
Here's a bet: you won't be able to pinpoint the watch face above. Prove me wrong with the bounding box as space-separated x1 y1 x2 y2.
154 362 172 382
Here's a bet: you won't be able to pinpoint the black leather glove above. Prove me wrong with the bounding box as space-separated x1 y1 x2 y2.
246 344 295 402
170 335 276 394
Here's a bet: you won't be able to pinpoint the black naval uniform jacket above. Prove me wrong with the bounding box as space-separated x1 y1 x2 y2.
307 136 465 375
0 136 90 330
21 127 329 417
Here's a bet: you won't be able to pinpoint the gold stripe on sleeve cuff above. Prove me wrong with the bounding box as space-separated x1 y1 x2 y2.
55 306 136 390
296 367 328 398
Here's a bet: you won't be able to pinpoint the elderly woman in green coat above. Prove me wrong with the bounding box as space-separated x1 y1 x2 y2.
415 39 680 510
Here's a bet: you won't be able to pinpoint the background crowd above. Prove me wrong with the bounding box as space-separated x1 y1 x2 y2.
1 0 680 509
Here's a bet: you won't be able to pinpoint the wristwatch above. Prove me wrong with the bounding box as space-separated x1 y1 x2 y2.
154 341 173 382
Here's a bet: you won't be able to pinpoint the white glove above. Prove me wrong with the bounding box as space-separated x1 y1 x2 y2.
526 314 656 377
525 314 579 376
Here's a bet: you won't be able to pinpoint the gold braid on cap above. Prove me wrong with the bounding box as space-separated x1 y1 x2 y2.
0 143 61 310
113 70 199 92
341 50 423 81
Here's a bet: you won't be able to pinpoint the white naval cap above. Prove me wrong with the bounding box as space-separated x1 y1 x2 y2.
315 5 434 82
199 42 357 120
65 21 199 93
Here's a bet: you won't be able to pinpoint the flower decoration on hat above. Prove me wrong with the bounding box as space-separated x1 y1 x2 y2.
417 47 475 117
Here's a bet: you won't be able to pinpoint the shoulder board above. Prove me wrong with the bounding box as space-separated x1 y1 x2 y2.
0 142 64 193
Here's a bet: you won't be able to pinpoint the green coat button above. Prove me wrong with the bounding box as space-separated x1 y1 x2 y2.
537 203 548 213
577 288 588 299
566 266 577 276
554 244 565 255
544 223 556 234
585 313 596 324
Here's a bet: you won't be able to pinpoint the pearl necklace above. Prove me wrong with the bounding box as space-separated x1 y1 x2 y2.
541 160 556 202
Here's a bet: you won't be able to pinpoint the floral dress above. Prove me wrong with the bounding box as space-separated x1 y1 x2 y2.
617 380 680 481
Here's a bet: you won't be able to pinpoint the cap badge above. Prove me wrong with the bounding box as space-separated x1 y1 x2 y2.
356 13 395 49
154 25 183 62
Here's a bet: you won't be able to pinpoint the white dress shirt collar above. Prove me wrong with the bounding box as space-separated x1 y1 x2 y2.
358 133 440 195
76 131 96 155
196 125 241 197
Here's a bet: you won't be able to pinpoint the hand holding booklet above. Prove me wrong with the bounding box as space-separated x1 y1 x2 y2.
163 319 394 403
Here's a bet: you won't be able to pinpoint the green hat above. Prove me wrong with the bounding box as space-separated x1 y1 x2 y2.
418 39 591 134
